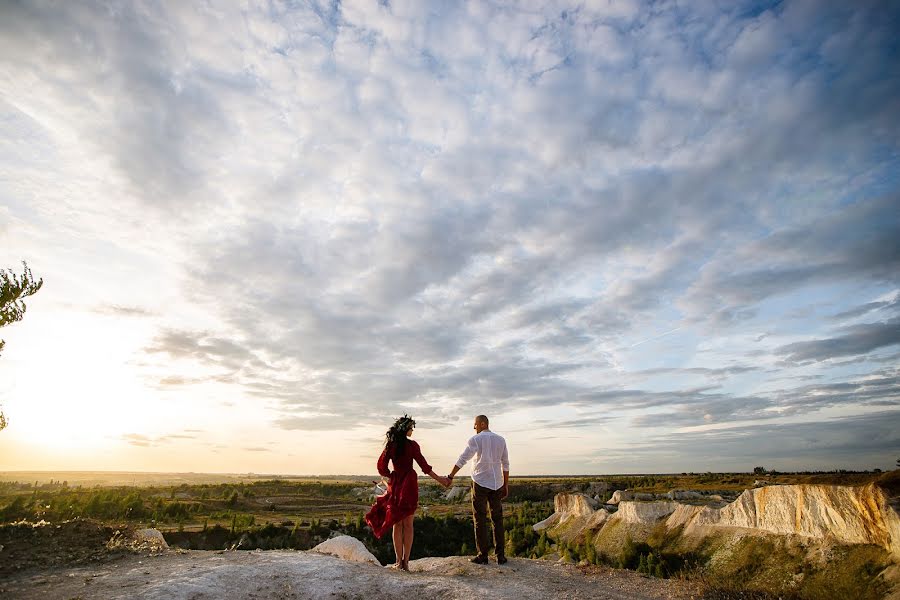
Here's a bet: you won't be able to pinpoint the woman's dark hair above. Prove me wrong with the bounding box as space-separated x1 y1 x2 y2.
385 414 415 454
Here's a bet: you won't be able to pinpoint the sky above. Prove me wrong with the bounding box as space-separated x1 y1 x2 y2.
0 0 898 476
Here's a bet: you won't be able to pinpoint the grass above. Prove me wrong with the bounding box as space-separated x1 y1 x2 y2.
691 537 893 600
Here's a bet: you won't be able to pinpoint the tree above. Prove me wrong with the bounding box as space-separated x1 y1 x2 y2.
753 466 767 475
0 261 43 431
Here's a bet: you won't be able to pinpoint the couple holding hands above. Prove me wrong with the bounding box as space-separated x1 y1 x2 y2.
365 414 510 571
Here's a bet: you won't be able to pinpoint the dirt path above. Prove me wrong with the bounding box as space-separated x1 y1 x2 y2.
2 550 703 599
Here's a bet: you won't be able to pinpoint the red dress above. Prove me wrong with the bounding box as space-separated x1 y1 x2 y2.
365 440 433 539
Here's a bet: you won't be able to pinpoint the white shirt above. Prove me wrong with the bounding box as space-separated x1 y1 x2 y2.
455 430 509 491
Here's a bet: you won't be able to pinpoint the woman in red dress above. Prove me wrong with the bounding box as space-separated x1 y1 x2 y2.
365 414 449 570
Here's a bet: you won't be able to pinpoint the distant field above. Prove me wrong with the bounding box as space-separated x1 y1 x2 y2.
0 471 376 487
0 468 890 567
0 469 885 489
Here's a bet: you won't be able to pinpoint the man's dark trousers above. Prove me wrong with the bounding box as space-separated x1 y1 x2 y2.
472 482 505 558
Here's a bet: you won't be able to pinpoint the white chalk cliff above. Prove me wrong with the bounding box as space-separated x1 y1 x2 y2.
538 483 900 559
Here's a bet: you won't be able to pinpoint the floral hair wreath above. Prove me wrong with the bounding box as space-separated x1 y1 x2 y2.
393 414 416 432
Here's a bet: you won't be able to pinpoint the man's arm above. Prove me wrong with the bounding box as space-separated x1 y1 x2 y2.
448 436 477 483
501 470 509 499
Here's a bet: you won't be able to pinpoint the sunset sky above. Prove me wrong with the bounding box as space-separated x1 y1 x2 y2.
0 0 898 476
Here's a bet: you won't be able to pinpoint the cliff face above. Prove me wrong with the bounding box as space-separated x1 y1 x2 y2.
533 492 606 541
686 483 900 554
540 483 900 559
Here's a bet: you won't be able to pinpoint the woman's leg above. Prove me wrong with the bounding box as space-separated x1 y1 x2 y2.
401 514 414 570
392 521 404 567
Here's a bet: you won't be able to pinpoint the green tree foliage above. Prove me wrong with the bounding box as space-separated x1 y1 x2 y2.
0 261 43 431
0 261 43 356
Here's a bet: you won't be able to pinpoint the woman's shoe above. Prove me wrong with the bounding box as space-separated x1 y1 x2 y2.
470 555 489 564
497 555 508 565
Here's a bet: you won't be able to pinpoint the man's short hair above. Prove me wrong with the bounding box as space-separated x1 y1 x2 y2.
475 414 489 427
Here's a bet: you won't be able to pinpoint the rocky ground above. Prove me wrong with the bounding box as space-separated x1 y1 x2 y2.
1 549 706 600
0 521 704 599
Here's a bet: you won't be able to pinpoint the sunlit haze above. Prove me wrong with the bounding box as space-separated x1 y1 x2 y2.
1 1 898 476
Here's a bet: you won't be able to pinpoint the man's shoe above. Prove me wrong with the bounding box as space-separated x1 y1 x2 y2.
497 555 508 565
470 555 489 564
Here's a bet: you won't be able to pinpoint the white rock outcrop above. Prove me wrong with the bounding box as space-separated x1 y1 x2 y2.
539 483 900 560
532 513 560 532
614 501 678 524
585 508 612 530
533 494 603 538
608 490 632 505
445 486 470 501
683 483 900 554
555 493 599 515
312 535 379 564
107 527 169 553
135 529 169 549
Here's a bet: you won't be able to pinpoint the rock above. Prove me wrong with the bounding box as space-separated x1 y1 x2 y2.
533 494 601 540
312 535 379 564
135 529 168 549
532 513 560 532
553 493 598 516
590 483 900 559
445 486 470 501
608 490 632 505
614 501 678 524
107 528 169 553
585 508 611 530
667 490 702 501
753 480 769 487
687 483 900 556
634 493 655 501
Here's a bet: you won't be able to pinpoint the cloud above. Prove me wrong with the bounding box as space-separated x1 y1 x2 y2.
631 370 900 428
681 195 900 327
830 296 900 321
121 434 153 447
144 330 268 372
157 376 209 387
619 410 900 470
92 305 155 317
532 414 617 429
121 432 198 447
775 317 900 364
3 1 900 470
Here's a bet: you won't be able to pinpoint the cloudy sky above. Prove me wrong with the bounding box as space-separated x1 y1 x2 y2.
1 0 898 476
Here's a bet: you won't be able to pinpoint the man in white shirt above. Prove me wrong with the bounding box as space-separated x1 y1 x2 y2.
447 414 510 564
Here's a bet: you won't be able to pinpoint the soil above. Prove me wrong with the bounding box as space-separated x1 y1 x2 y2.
0 519 128 579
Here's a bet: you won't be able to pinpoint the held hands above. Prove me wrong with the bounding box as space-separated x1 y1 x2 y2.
437 475 452 488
